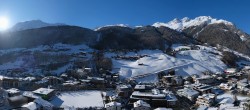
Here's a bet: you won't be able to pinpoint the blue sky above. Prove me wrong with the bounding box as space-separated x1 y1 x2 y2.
0 0 249 33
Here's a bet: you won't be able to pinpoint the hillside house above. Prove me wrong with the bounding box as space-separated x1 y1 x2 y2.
130 89 178 107
105 101 122 110
116 84 133 98
177 88 199 102
32 88 55 100
133 100 151 110
195 93 216 107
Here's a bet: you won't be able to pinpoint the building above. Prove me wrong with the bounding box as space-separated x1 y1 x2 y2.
177 88 199 102
237 78 249 90
7 95 29 109
2 77 24 89
194 76 215 85
87 77 105 88
6 88 21 97
161 75 183 86
105 101 122 110
186 83 213 94
32 88 55 100
224 68 237 74
219 83 234 90
0 88 7 107
133 100 151 110
130 89 178 107
42 76 63 86
134 84 154 92
195 93 216 107
116 84 133 98
211 87 224 95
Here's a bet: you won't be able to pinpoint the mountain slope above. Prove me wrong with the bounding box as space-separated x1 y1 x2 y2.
94 25 193 50
10 20 64 32
0 26 98 49
153 16 250 56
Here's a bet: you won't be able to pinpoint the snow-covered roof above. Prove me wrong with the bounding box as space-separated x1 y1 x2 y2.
23 77 36 81
50 90 104 108
135 85 146 90
225 68 237 73
23 92 38 99
219 97 235 104
33 88 54 95
117 84 132 89
177 88 199 97
105 101 121 108
35 98 54 108
154 108 173 110
6 88 20 94
134 100 151 108
21 102 38 109
198 93 216 101
132 91 166 98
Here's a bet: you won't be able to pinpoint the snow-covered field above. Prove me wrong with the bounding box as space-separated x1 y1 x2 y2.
50 90 104 109
107 45 227 82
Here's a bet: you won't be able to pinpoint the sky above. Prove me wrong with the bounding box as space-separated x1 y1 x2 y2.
0 0 249 33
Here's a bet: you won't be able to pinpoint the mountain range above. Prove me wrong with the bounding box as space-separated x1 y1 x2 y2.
1 16 250 56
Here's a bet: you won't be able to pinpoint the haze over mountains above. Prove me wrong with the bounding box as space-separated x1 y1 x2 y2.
1 16 250 56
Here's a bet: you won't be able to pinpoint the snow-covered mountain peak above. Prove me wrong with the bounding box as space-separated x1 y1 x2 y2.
152 16 233 31
10 20 65 32
181 17 190 22
94 24 129 31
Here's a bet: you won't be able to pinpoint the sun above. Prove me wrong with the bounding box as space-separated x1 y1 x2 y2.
0 16 9 31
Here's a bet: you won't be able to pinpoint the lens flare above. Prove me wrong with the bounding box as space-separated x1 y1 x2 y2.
0 16 9 31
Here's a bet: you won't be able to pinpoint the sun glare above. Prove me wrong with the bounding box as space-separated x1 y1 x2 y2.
0 16 9 31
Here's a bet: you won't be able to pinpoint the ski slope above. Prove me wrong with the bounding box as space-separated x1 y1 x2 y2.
108 46 227 82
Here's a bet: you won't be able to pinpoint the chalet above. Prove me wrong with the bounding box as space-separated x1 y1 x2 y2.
219 83 234 90
154 108 173 110
42 76 63 86
237 78 249 90
60 73 68 81
0 88 7 106
2 77 24 89
195 93 216 107
130 89 178 107
21 97 54 110
102 91 117 103
134 84 154 92
177 88 199 102
105 101 122 110
224 68 237 74
186 83 213 94
21 102 38 110
133 100 151 110
32 88 55 100
194 76 215 85
7 95 28 109
87 77 105 88
211 87 224 95
161 75 183 86
61 80 83 90
6 88 21 97
116 84 132 98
